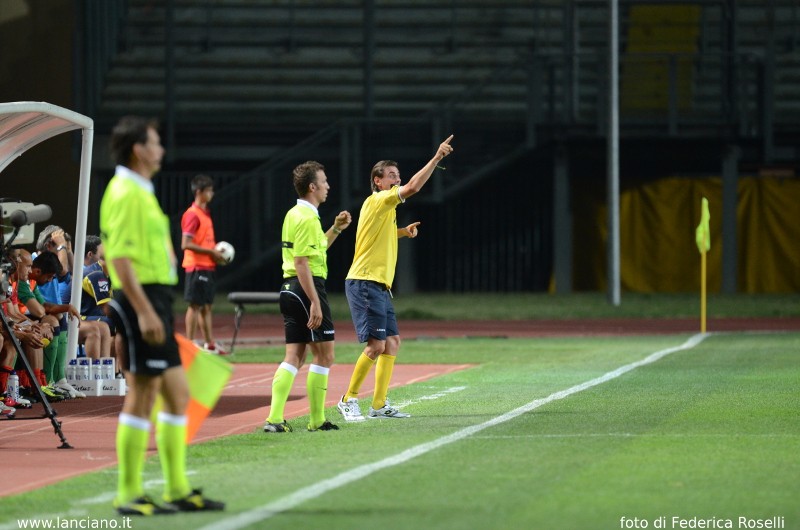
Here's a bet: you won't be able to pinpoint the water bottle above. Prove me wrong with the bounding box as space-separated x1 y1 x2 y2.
78 358 91 381
66 359 77 381
92 359 102 380
7 371 20 402
101 358 114 380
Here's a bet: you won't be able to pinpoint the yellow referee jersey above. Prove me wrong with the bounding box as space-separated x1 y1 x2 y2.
100 166 178 288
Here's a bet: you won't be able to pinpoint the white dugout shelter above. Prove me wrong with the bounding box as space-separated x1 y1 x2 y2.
0 101 94 361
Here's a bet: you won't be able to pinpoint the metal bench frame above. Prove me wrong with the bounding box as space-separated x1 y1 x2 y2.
226 291 280 354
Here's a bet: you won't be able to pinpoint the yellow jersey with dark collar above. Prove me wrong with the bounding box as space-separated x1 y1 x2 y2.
281 199 328 279
100 166 178 288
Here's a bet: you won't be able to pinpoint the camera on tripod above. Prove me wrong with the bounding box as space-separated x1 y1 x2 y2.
0 199 53 301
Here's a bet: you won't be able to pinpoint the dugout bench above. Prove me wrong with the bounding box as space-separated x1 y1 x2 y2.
227 291 280 354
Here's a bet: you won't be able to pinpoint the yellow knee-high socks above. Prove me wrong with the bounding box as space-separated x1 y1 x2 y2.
115 413 150 505
267 362 297 424
306 364 330 429
343 352 375 402
156 411 191 502
372 354 396 410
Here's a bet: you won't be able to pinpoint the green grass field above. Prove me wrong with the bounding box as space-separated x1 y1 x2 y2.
178 292 800 320
2 331 798 530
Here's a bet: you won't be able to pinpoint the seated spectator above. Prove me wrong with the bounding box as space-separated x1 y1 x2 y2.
81 268 121 371
1 320 43 409
17 250 84 399
81 235 114 330
5 249 60 401
83 234 106 276
82 234 123 377
36 227 112 364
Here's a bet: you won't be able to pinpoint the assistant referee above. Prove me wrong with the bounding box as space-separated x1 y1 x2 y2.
262 160 351 433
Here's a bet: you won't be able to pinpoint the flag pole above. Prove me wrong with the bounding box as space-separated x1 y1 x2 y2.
700 247 707 333
696 197 710 333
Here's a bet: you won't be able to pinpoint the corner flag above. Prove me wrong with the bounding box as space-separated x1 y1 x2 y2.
695 197 710 333
695 197 710 253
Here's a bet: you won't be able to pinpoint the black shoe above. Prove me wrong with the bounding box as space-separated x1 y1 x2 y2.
114 495 177 516
308 420 339 432
19 388 39 403
165 489 225 512
263 420 292 433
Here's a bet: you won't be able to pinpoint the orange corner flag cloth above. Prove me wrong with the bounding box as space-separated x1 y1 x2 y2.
695 197 710 253
175 334 233 442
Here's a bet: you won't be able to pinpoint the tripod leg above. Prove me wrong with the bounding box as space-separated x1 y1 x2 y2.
1 314 73 448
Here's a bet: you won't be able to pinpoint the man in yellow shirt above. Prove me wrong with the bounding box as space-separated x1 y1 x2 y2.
337 135 453 421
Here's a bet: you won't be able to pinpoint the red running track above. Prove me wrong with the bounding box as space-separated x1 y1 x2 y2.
0 363 471 497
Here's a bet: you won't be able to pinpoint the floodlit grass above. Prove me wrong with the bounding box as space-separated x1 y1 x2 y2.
177 292 800 320
2 333 798 529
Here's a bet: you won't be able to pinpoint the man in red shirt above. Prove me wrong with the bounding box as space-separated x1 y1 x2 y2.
181 174 228 354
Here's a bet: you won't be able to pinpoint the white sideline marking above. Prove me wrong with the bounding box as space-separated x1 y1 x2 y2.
475 433 799 439
391 386 467 409
200 333 708 530
75 471 200 506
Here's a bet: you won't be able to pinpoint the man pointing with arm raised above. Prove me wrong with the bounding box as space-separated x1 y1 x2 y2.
337 135 454 422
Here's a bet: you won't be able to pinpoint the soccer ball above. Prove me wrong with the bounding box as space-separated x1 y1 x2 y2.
215 241 235 264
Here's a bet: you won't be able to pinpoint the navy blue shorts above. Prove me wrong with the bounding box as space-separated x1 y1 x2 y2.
279 276 335 344
345 279 399 343
82 314 117 336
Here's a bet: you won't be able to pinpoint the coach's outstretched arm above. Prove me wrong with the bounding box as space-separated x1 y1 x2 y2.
399 135 454 200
